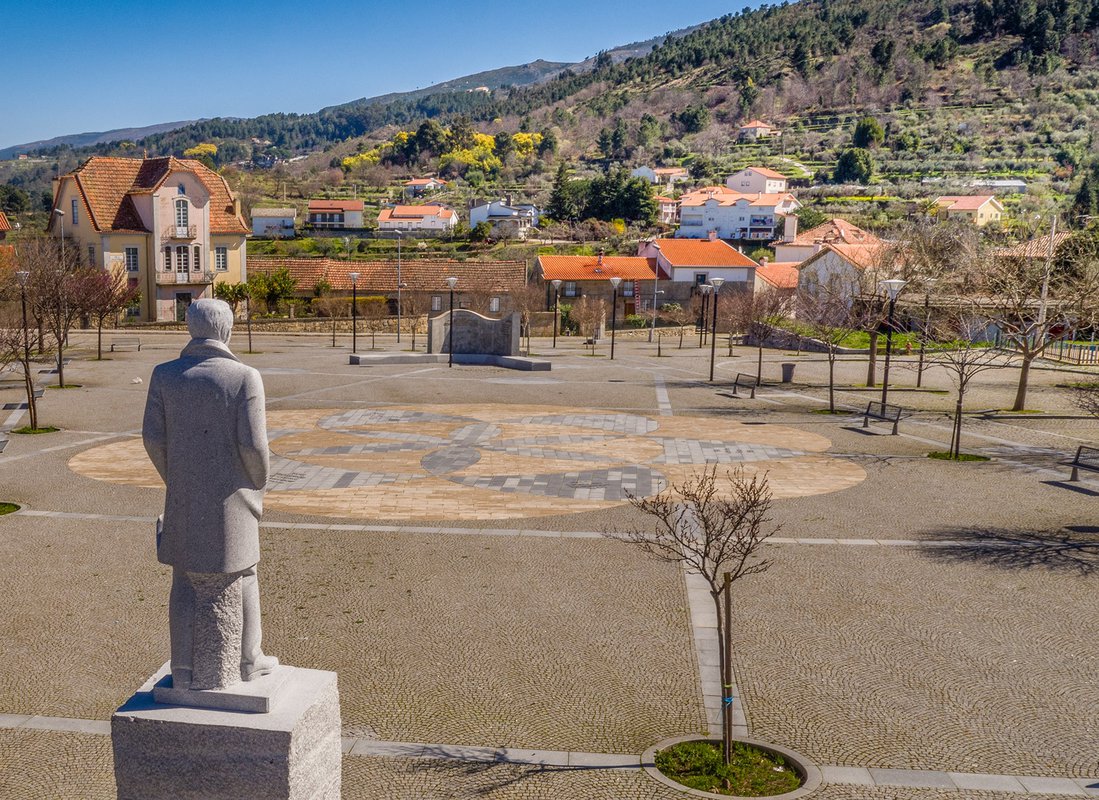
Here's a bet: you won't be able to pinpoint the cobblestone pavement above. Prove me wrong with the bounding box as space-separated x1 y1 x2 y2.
1 332 1097 797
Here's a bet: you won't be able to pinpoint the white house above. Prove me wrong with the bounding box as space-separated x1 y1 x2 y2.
631 166 690 186
773 218 881 263
307 199 364 229
725 167 788 194
654 195 679 225
797 243 888 300
469 199 540 238
250 208 297 238
676 186 800 242
404 177 448 198
378 204 458 233
637 235 760 298
738 120 779 141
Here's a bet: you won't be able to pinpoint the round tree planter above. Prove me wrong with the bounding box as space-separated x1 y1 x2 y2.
641 735 822 800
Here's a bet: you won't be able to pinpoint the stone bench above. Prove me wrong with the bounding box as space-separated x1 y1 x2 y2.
863 401 907 436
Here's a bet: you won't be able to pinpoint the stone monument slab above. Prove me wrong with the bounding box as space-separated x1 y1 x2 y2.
151 661 294 713
113 664 341 800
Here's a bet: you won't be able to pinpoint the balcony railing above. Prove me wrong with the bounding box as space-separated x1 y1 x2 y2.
156 270 214 285
163 225 197 240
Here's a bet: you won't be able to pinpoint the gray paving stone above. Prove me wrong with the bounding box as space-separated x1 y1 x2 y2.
498 748 571 766
568 751 642 768
1018 776 1087 795
869 768 956 789
350 740 426 758
1075 777 1099 796
0 713 32 728
948 772 1028 792
422 743 500 762
821 765 875 785
22 715 110 735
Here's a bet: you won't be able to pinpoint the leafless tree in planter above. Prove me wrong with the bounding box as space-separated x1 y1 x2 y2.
20 237 90 388
401 292 426 351
0 288 47 431
724 287 791 383
607 467 778 768
569 295 605 355
313 294 349 347
360 296 389 350
924 313 1005 459
84 268 139 360
660 302 694 349
509 282 546 354
797 281 873 413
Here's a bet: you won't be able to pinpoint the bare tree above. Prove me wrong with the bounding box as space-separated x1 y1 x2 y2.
509 283 546 354
84 268 139 360
21 238 88 389
360 296 388 350
925 313 1005 459
0 278 47 431
401 292 425 351
569 295 605 355
313 294 349 347
607 467 778 769
797 281 871 412
660 302 694 349
974 234 1099 411
724 288 790 384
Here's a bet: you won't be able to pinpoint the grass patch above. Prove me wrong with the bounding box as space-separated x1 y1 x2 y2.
996 409 1043 414
928 451 991 462
1060 381 1099 389
811 408 849 414
12 426 59 434
654 740 801 797
46 384 83 389
0 502 19 515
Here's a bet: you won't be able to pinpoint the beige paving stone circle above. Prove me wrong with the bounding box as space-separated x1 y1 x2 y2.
67 404 865 520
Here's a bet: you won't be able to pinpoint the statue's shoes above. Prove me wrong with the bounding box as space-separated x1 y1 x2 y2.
241 654 280 682
170 668 192 690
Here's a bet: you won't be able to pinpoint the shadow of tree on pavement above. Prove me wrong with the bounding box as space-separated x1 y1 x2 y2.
917 525 1099 576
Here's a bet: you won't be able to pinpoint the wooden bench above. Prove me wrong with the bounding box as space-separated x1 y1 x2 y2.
110 337 142 352
1067 445 1099 482
862 401 906 435
730 373 759 399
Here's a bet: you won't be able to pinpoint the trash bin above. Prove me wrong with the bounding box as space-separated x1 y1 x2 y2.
781 363 796 383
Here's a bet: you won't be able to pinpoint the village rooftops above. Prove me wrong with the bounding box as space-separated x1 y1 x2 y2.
755 261 800 289
678 186 798 208
0 211 10 232
378 205 457 222
786 218 882 247
247 256 526 293
935 195 1001 211
404 178 448 186
996 231 1073 259
740 119 774 130
48 155 249 235
537 254 667 282
307 199 364 212
648 237 758 268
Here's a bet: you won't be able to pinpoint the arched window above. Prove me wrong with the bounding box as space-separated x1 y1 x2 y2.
175 199 189 229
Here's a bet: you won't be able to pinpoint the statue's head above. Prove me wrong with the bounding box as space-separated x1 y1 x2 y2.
186 299 234 345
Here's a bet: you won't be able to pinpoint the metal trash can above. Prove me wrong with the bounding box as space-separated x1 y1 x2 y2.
781 363 796 383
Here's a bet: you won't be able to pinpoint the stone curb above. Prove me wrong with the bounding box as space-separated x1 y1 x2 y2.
640 735 822 800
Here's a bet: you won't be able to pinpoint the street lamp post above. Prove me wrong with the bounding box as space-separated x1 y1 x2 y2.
395 230 404 344
609 276 621 360
698 284 711 348
551 279 562 348
709 278 725 382
446 276 458 368
245 295 253 354
879 279 907 406
15 270 37 430
350 271 360 354
649 271 660 343
916 278 937 388
54 208 65 260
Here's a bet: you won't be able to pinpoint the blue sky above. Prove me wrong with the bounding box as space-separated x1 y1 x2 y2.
0 0 750 148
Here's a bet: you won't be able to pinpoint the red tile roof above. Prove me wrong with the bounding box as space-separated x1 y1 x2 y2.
740 120 774 129
742 167 786 179
0 211 10 232
755 261 799 289
536 255 665 282
404 178 447 186
650 238 757 268
247 256 526 293
936 195 1002 211
307 199 364 212
788 218 881 247
997 231 1072 258
679 187 797 208
50 156 248 235
378 205 457 222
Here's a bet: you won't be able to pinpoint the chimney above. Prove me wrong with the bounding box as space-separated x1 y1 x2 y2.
233 198 242 219
598 249 605 266
505 195 513 207
761 256 769 265
708 230 718 241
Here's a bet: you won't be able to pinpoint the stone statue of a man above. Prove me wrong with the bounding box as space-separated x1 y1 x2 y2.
142 299 277 692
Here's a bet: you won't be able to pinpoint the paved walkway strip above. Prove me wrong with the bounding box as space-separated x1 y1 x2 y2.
652 372 673 417
0 712 1093 795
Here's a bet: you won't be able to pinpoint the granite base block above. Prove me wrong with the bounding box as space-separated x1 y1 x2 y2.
112 665 341 800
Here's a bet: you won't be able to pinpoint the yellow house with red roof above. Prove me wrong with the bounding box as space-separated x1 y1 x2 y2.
934 195 1004 226
49 156 249 322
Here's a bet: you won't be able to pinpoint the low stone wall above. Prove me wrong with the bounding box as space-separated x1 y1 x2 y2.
427 310 519 356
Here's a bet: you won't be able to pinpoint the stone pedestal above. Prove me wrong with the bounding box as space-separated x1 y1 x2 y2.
112 665 341 800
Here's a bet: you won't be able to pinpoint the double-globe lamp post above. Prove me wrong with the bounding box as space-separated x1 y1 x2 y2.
349 271 360 354
708 277 725 382
879 279 907 406
551 279 562 348
446 276 458 368
608 276 621 360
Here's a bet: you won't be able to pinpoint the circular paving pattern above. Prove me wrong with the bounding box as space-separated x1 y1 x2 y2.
67 404 865 520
